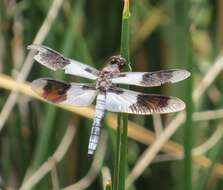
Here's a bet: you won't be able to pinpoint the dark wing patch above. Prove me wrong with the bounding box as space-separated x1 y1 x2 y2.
43 79 71 103
84 67 95 74
117 73 126 77
142 70 179 86
32 78 71 103
142 71 172 85
107 87 125 94
27 44 69 70
129 94 170 114
31 78 97 106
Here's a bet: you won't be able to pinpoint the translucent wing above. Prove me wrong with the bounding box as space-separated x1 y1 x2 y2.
105 87 185 114
31 78 97 106
27 44 99 80
111 69 190 87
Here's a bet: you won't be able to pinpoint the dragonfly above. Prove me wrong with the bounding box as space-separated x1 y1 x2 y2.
28 44 190 156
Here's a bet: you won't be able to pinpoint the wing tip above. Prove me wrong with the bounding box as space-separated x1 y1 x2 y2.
171 69 191 83
182 70 191 79
168 96 186 112
27 44 36 50
31 78 47 95
27 44 45 64
27 44 61 71
27 44 45 52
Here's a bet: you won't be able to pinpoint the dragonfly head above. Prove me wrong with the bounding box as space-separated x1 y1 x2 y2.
106 55 127 71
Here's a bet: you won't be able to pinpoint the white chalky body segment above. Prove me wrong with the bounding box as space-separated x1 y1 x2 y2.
88 94 106 156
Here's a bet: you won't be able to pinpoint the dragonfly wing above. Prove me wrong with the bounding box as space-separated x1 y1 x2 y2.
105 87 185 114
111 69 190 87
27 44 99 80
31 78 97 106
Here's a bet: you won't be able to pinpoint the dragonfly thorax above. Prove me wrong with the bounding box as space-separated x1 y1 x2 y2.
96 71 113 91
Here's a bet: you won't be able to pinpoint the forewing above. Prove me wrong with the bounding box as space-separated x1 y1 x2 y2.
27 44 99 80
31 78 97 106
111 69 190 87
105 87 185 114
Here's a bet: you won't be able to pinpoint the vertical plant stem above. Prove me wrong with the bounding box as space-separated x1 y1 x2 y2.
113 1 131 190
120 0 130 61
184 45 193 190
113 114 121 190
167 1 192 190
106 183 112 190
181 2 193 190
119 114 128 190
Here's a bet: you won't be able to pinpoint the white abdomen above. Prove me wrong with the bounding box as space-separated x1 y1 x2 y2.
88 93 106 156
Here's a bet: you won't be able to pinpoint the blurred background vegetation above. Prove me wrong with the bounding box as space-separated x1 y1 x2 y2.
0 0 223 189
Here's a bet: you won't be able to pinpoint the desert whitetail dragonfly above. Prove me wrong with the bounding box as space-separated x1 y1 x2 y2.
28 45 190 156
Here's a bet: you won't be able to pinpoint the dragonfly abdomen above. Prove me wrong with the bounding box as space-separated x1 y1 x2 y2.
88 94 106 156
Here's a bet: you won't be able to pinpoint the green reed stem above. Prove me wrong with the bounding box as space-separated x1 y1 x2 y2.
166 1 193 190
184 44 193 190
113 114 122 190
181 1 193 190
113 1 130 190
106 183 113 190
